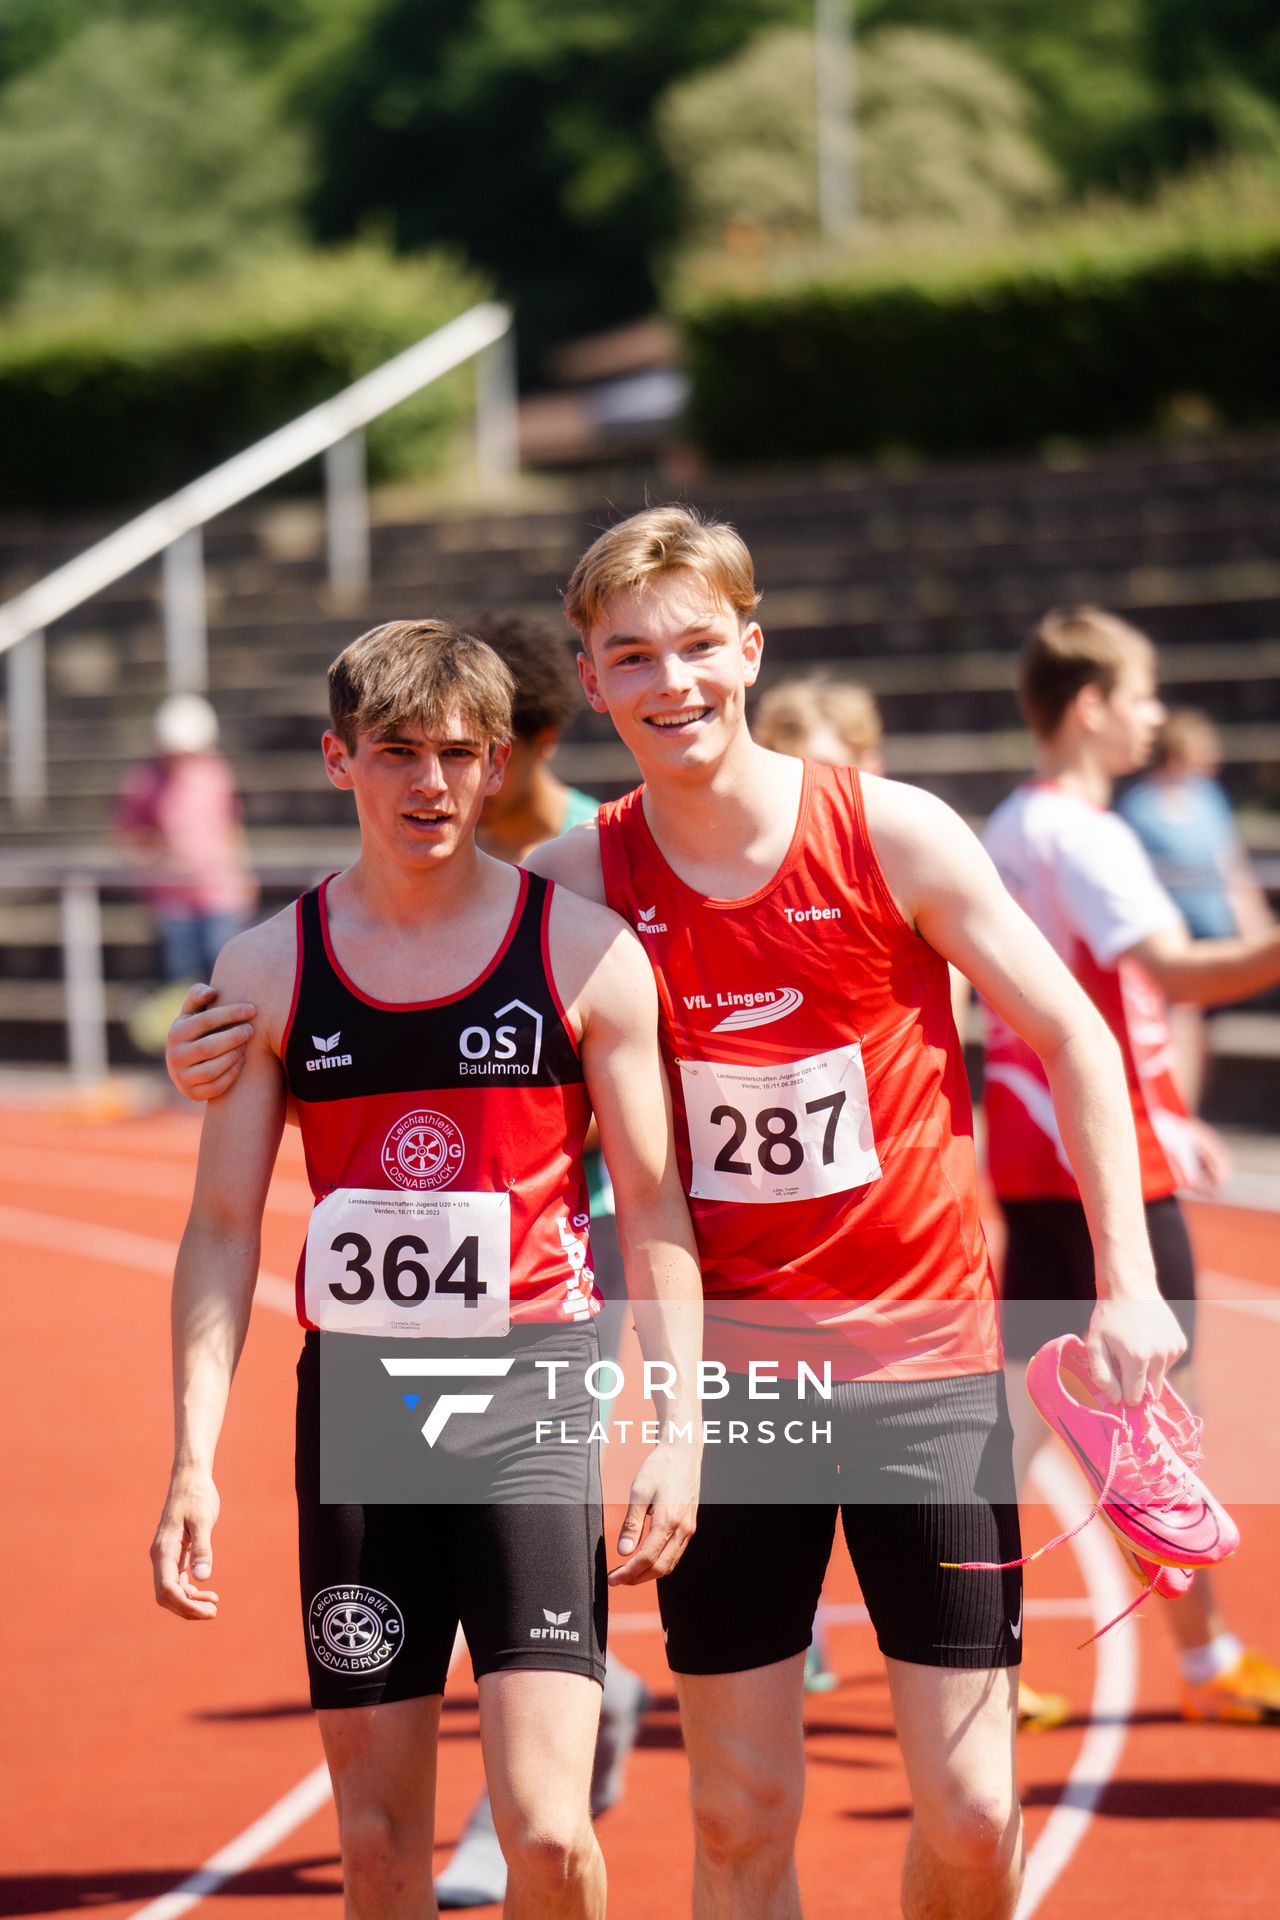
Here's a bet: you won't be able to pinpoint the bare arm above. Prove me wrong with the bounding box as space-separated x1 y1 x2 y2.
522 823 608 903
549 890 703 1583
1127 920 1280 1004
865 777 1185 1401
150 931 288 1618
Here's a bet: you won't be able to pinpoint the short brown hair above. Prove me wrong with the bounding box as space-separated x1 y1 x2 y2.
461 611 581 741
1018 606 1154 740
754 676 882 764
328 620 514 751
562 504 761 639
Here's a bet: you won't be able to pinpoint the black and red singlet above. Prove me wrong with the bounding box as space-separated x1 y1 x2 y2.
282 869 599 1333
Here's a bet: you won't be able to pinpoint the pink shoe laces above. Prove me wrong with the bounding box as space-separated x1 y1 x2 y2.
942 1400 1199 1646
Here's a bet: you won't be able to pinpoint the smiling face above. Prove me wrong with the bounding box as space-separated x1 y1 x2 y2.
322 710 510 869
577 571 763 778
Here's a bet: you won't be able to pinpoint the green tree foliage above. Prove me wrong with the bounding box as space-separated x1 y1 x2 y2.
0 18 310 305
863 0 1280 188
303 0 813 362
659 26 1060 247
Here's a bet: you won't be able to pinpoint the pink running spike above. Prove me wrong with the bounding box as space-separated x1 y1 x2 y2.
942 1337 1235 1642
1027 1337 1238 1570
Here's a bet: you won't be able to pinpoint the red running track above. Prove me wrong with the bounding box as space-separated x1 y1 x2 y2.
1 1104 1276 1918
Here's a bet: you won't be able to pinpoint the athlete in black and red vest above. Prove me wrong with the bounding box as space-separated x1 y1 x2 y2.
150 619 703 1920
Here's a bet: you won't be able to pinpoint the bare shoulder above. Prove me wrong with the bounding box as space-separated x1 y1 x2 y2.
522 822 607 904
859 774 988 923
860 772 966 843
545 885 655 1038
211 903 297 1047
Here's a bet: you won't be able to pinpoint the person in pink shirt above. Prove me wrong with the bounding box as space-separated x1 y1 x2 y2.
116 694 257 984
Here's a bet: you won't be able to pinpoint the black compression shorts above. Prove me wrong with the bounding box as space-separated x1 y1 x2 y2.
296 1324 607 1709
657 1370 1022 1674
999 1194 1196 1362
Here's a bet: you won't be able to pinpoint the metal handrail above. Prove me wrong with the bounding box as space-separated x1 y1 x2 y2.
1 299 517 814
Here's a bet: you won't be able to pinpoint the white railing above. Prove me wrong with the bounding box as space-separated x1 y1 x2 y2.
0 300 517 816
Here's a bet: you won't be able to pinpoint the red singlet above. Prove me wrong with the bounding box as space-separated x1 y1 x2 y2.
598 763 999 1380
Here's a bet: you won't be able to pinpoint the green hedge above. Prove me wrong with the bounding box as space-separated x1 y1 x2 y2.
0 244 491 511
680 227 1280 461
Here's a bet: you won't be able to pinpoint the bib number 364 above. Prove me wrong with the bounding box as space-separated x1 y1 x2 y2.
304 1189 510 1336
679 1041 881 1204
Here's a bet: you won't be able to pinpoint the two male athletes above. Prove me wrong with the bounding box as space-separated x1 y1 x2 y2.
165 508 1184 1920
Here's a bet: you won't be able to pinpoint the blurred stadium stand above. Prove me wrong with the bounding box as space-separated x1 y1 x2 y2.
2 434 1278 1123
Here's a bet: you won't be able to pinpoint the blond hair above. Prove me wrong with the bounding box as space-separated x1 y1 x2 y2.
1019 606 1154 740
328 620 514 751
1153 707 1221 772
754 676 883 765
562 504 761 639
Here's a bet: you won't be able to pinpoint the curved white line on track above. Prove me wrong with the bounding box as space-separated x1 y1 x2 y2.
1015 1448 1139 1920
0 1200 1157 1919
0 1203 297 1316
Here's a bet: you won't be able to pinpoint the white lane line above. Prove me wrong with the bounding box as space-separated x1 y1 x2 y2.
1199 1268 1280 1321
126 1766 334 1920
0 1143 315 1211
0 1204 296 1318
607 1597 1094 1635
3 1198 1139 1918
1015 1448 1138 1920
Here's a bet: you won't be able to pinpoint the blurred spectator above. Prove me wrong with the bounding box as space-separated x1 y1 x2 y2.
753 674 884 771
1118 709 1271 940
116 694 257 986
462 611 598 861
1118 709 1273 1107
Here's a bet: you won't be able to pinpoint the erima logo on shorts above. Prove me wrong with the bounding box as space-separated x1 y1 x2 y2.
307 1584 404 1674
635 906 668 935
306 1030 353 1070
680 988 805 1032
530 1607 580 1643
381 1110 465 1190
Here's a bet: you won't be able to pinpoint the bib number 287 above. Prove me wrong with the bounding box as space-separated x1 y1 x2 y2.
680 1042 881 1205
304 1188 510 1336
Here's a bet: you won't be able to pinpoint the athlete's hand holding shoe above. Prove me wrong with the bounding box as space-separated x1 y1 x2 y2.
1084 1292 1187 1407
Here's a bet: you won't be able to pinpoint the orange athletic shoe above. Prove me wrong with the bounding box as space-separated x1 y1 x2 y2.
1017 1679 1070 1732
1180 1649 1280 1725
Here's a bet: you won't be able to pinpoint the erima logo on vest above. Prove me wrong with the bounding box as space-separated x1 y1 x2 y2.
307 1031 353 1070
635 905 668 935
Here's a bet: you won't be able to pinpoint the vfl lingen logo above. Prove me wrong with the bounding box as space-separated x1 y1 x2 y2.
381 1110 465 1190
713 989 805 1033
307 1584 404 1674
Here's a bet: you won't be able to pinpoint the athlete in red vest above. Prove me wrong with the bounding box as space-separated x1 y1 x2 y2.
168 520 1184 1920
151 619 703 1920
